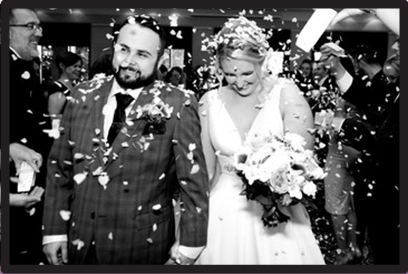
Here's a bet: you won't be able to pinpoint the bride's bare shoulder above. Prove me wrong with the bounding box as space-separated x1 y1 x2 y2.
279 78 305 101
199 89 220 106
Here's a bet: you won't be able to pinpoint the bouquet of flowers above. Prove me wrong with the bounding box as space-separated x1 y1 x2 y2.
234 132 326 228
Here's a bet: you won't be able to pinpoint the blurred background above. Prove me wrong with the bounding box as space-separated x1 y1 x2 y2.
33 8 397 85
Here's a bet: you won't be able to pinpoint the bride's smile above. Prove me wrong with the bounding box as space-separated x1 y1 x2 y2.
221 58 261 97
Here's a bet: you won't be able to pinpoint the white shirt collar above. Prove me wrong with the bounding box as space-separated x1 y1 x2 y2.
318 75 329 86
109 79 143 101
10 47 22 59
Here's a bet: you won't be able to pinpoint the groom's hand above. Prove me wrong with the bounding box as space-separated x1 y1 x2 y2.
43 242 68 265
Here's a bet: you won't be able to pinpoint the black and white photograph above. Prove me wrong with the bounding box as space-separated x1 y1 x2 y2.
0 6 403 270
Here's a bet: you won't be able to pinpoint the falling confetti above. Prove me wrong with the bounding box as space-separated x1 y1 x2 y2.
190 163 200 174
98 173 110 190
59 210 71 221
74 173 87 184
72 239 85 250
21 71 31 79
152 204 162 211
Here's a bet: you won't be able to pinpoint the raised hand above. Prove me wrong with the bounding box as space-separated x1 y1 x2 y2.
329 9 366 27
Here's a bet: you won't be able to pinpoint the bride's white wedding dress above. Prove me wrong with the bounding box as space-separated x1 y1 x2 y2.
196 79 325 265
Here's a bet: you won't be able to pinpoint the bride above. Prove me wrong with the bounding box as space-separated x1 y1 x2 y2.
195 17 325 265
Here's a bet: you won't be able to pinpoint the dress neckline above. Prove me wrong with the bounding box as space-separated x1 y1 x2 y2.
218 89 268 145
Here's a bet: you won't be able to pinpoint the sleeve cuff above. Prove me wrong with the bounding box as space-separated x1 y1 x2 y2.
336 71 353 94
332 117 346 132
43 235 68 245
178 245 205 260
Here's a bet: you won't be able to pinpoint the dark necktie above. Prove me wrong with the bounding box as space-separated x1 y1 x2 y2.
107 93 134 145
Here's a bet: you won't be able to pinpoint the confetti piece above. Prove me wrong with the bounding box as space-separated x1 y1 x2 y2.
74 153 84 160
72 239 85 250
190 164 200 174
152 204 162 211
59 210 71 221
188 143 196 151
98 173 110 190
68 140 76 146
74 173 87 184
121 142 129 148
28 208 36 216
21 71 31 79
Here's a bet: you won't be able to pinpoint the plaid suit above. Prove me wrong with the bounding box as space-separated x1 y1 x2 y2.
42 77 209 264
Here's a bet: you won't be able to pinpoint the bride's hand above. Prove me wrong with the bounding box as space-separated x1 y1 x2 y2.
164 241 196 265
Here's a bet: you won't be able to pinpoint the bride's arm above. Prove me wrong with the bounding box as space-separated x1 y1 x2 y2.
280 82 314 150
199 92 218 187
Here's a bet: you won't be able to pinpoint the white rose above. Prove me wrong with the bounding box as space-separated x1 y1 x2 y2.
302 181 317 198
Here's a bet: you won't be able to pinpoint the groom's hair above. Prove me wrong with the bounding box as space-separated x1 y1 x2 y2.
114 15 167 58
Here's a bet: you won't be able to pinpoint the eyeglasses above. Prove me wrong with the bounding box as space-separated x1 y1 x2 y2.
10 23 43 32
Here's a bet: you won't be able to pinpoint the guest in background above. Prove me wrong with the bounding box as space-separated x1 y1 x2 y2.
293 59 314 98
321 9 399 263
89 52 114 80
323 98 362 265
48 51 83 117
157 64 169 81
183 65 199 93
165 66 185 88
9 8 48 264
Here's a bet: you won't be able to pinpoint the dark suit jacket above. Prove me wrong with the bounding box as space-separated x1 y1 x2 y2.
43 77 209 264
9 50 48 263
10 50 49 159
342 71 397 128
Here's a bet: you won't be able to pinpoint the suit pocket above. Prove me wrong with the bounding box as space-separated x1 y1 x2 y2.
135 204 173 230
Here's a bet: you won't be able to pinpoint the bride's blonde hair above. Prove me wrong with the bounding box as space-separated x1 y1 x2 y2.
204 16 272 90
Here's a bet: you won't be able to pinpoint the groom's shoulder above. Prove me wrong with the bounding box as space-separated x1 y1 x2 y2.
71 75 113 99
77 74 114 91
151 81 198 105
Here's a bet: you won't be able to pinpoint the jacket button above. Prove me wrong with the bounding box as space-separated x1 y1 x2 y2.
91 212 95 219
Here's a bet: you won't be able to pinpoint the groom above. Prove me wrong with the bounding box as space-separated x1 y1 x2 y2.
42 15 209 265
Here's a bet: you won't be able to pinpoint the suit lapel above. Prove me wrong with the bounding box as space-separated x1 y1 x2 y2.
87 78 114 170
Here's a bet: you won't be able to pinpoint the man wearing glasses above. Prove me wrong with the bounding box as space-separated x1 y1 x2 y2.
9 8 47 264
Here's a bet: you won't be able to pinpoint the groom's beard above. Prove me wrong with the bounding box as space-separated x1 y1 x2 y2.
114 66 157 90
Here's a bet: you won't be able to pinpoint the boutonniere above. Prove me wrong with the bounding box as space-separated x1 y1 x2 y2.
136 96 174 135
